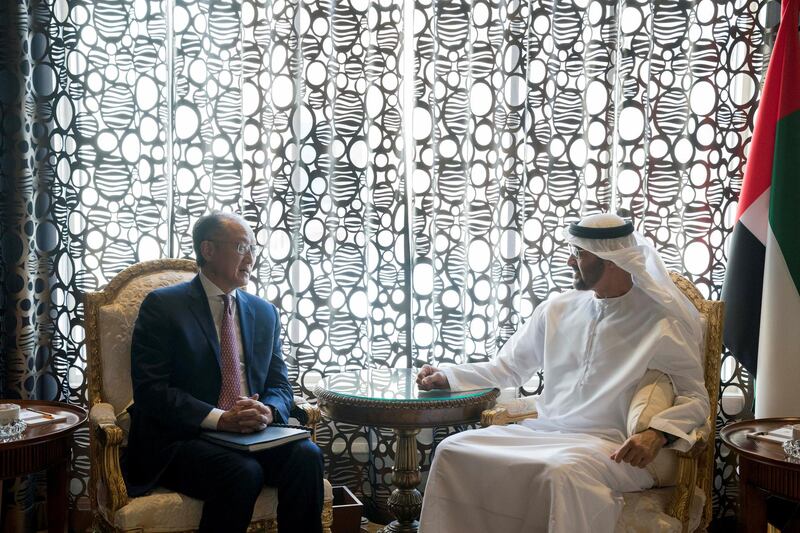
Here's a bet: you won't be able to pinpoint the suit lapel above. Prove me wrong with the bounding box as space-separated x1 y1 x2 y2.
236 290 256 395
187 276 221 365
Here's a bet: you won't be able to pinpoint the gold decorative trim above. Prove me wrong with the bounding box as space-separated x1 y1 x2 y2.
101 259 199 300
95 423 129 513
671 271 724 531
296 401 322 442
668 454 699 530
668 272 704 304
314 387 499 410
322 496 334 533
480 406 538 427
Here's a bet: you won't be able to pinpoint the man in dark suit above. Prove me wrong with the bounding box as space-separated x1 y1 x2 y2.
124 212 324 533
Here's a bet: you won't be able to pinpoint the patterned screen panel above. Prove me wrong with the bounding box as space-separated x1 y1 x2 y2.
0 0 777 525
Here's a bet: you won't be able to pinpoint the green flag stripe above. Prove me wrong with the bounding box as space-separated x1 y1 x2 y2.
771 108 800 294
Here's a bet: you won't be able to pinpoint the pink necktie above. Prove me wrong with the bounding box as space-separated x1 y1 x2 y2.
217 294 242 410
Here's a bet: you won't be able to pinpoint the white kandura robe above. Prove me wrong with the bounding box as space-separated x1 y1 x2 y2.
419 286 709 533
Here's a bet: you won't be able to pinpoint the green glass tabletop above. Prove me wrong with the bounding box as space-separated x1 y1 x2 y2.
317 368 495 402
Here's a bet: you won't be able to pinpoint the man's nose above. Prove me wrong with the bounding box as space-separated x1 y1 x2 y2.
567 254 576 267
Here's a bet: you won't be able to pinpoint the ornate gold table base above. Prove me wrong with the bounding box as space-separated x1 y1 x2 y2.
315 368 499 533
379 428 422 533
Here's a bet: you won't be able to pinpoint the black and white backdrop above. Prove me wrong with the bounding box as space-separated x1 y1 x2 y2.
0 0 778 527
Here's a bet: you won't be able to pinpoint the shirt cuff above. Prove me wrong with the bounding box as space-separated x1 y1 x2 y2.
439 366 460 390
201 408 225 430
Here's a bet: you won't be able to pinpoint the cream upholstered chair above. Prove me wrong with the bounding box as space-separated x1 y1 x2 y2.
480 272 723 533
86 259 334 532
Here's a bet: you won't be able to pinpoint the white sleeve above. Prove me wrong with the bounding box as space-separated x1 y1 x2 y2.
441 303 547 391
647 319 710 453
201 408 224 430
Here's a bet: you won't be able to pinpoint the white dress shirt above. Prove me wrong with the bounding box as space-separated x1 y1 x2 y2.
198 272 250 429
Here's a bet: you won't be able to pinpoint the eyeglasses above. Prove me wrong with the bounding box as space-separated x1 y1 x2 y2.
568 245 586 259
208 240 263 256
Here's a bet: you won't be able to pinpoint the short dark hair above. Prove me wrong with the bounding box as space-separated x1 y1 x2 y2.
192 212 246 266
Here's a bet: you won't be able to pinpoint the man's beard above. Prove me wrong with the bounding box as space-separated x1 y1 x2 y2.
572 260 605 290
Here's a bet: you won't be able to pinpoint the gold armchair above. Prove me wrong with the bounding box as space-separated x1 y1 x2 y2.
86 259 333 532
481 272 723 533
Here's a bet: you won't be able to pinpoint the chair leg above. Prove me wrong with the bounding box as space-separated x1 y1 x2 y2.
322 494 334 533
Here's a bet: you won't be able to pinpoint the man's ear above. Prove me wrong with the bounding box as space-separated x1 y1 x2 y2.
200 240 214 263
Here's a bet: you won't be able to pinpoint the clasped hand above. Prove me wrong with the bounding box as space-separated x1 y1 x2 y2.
218 393 273 433
610 429 666 468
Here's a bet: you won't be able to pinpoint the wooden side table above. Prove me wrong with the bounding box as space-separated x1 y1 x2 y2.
720 417 800 532
0 400 87 533
315 368 498 533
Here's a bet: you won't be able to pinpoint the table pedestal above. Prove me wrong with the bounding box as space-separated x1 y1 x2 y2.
315 369 498 533
380 428 422 533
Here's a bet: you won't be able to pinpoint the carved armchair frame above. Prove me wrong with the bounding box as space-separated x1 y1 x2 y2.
86 259 333 532
480 272 723 533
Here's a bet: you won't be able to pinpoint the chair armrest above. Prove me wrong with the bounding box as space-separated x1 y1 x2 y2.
667 429 709 528
90 402 118 426
90 403 129 514
291 395 321 442
481 396 539 427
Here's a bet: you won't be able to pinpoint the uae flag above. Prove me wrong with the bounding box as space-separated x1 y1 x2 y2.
721 0 800 418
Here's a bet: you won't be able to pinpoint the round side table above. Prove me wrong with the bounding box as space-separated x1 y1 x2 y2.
0 400 87 533
315 368 498 533
720 417 800 532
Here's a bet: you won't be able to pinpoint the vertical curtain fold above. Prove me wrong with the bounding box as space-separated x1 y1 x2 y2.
1 0 90 528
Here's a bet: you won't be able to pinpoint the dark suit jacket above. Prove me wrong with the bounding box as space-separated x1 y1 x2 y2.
124 275 293 496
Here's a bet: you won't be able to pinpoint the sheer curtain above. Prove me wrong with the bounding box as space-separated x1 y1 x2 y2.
0 0 773 526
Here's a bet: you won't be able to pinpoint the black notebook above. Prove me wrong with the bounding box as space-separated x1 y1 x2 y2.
201 424 311 452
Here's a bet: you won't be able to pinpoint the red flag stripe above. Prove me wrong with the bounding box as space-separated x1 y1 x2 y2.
736 0 800 221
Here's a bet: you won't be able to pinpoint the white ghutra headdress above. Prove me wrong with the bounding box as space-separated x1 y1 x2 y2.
565 213 704 348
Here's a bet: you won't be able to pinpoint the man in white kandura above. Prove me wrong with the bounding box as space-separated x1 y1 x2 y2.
416 213 709 533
